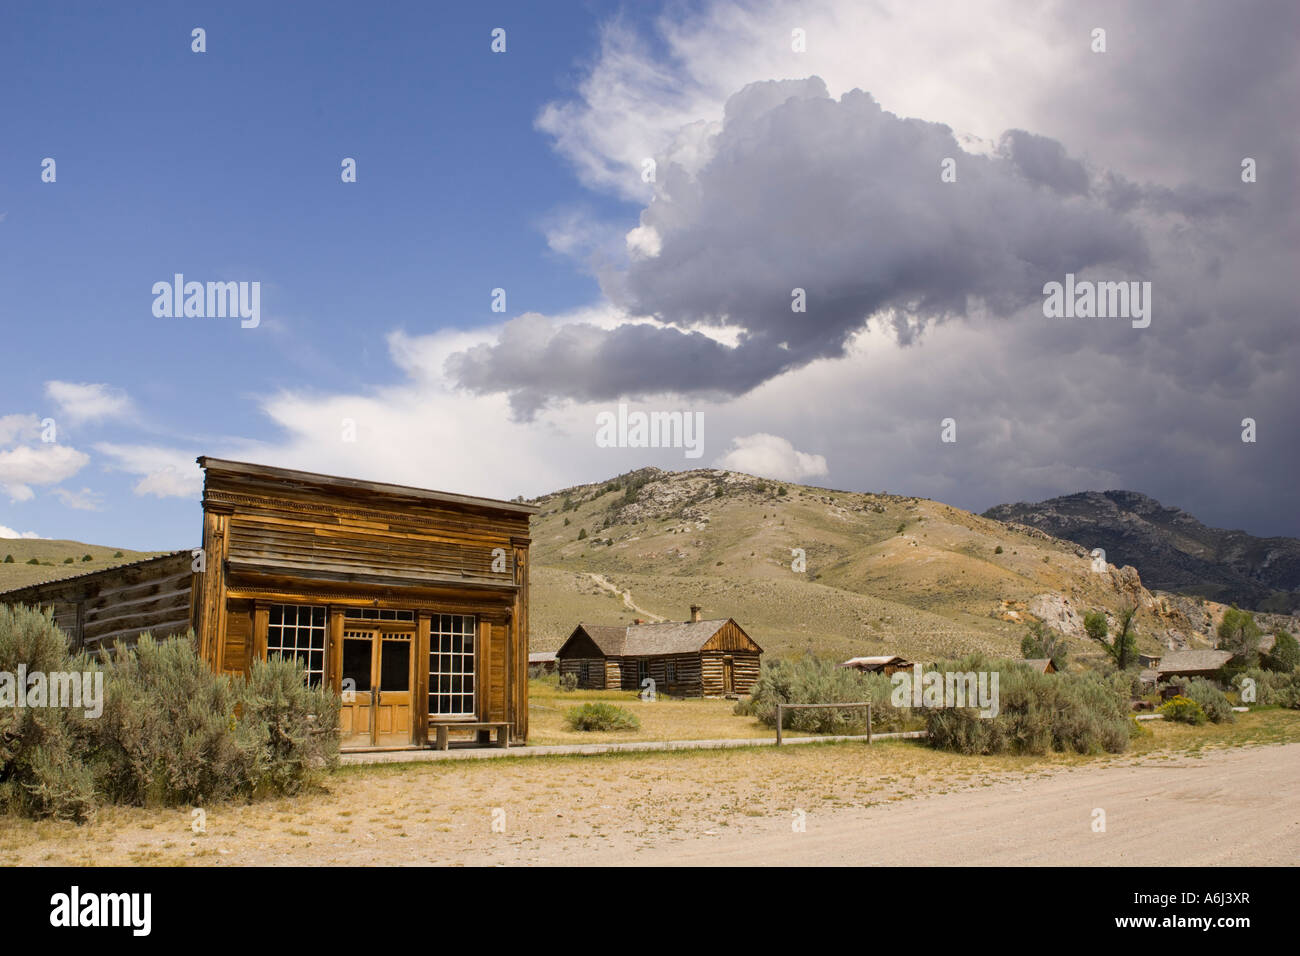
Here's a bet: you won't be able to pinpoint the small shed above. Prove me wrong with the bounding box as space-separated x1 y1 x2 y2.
528 651 558 675
556 606 761 697
1021 658 1057 674
839 655 912 675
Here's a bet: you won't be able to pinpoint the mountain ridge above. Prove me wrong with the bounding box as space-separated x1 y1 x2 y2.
982 490 1300 613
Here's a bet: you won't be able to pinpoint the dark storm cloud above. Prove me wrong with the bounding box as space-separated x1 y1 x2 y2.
997 130 1089 195
450 77 1157 417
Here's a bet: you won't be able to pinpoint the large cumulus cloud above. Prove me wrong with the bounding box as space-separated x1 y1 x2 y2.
447 77 1195 417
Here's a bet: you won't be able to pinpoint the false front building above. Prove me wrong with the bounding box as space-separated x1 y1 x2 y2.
0 458 536 750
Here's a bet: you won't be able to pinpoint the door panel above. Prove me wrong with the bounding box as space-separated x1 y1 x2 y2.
340 631 376 748
375 635 412 748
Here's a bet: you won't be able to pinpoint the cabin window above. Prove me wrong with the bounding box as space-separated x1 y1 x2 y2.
637 660 649 682
666 661 677 683
429 614 475 718
266 604 327 687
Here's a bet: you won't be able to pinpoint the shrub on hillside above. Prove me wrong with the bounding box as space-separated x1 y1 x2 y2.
741 655 903 734
564 702 639 732
925 660 1129 756
1159 695 1207 725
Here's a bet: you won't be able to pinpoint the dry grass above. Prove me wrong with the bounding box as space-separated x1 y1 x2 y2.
3 708 1295 867
529 679 798 744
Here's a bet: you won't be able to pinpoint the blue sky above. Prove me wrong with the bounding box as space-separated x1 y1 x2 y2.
2 0 1296 549
1 1 632 546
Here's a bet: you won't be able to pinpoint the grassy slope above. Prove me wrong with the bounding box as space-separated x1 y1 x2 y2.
0 539 167 593
528 468 1215 663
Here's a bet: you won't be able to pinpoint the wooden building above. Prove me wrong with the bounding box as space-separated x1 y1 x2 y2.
1020 658 1057 674
1154 649 1233 681
839 655 913 676
0 457 536 751
556 605 762 697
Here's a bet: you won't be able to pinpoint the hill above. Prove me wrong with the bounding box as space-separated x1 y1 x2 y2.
0 539 168 593
527 468 1270 663
983 491 1300 614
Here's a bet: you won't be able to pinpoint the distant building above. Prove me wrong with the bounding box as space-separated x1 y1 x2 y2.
1021 658 1057 674
839 655 912 675
528 651 558 674
1155 649 1233 680
556 605 762 697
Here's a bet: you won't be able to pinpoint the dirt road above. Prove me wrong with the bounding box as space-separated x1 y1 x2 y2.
551 743 1300 866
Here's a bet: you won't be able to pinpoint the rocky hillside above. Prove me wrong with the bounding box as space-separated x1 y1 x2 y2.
528 469 1281 664
983 491 1300 614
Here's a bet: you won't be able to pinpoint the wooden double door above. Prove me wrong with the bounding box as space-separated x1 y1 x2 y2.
340 627 413 749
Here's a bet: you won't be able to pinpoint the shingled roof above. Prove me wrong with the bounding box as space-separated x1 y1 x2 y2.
572 619 735 656
1155 649 1234 674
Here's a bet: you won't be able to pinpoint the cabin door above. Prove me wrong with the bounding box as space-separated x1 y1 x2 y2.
722 656 734 695
340 628 413 749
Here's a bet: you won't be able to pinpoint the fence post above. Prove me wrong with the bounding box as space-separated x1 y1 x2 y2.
867 703 872 744
776 703 783 746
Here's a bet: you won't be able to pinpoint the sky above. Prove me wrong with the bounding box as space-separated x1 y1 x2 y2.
1 0 1297 550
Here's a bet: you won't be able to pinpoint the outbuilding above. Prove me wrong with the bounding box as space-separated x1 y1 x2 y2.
556 606 762 697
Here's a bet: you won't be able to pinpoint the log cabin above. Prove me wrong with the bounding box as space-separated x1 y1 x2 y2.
556 605 762 697
0 457 536 750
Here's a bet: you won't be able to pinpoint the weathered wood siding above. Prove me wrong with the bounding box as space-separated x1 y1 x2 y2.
196 459 534 745
701 650 762 696
611 653 704 696
0 552 196 655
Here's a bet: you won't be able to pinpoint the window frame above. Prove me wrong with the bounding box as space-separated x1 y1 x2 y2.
428 613 477 719
264 603 327 688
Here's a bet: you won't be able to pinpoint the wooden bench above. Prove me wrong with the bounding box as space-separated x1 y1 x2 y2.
432 721 513 750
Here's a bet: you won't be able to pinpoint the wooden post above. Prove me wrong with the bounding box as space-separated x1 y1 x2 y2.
868 703 872 744
776 703 783 746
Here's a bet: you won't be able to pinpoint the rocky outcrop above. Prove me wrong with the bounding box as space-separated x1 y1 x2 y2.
984 490 1300 613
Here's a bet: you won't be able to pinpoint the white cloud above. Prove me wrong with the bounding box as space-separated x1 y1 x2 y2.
0 524 42 539
94 444 203 499
0 444 91 502
625 224 662 259
714 433 829 482
0 414 41 446
44 381 134 425
53 486 105 511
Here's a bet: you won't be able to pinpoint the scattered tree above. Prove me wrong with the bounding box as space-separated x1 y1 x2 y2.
1087 605 1138 670
1021 620 1068 670
1218 606 1262 662
1264 631 1299 673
